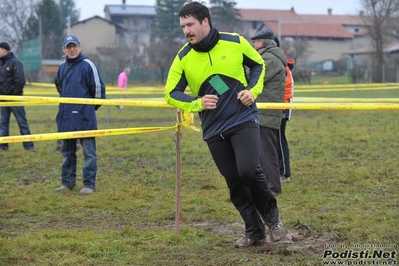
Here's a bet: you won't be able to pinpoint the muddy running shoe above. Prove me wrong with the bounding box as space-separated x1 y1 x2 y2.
269 223 287 242
234 235 266 248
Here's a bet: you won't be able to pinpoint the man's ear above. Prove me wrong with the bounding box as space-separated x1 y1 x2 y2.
202 17 210 26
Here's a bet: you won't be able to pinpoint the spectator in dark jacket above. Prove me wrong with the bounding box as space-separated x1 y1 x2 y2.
54 35 106 195
251 29 287 195
0 42 35 152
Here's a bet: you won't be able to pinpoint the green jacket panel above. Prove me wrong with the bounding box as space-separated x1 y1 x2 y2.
257 45 287 129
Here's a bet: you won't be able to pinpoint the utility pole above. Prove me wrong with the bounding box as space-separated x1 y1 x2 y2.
39 14 42 79
67 15 71 35
278 14 281 46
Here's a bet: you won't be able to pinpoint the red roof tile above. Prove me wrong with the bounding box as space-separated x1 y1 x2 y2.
239 9 302 22
346 42 399 55
239 9 368 27
300 14 368 26
266 22 354 39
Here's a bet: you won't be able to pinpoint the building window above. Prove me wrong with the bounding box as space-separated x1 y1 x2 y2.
252 21 257 30
112 16 123 25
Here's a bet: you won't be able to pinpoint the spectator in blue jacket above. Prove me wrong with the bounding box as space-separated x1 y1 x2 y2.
54 35 106 195
0 42 35 152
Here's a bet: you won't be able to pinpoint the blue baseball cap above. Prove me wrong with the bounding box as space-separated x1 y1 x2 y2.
63 35 80 47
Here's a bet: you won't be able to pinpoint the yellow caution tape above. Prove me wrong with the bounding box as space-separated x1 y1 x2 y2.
181 111 201 132
295 97 399 103
0 108 201 143
2 95 399 109
0 126 177 144
0 101 53 106
295 86 399 93
256 102 399 110
27 82 165 91
24 91 167 95
295 83 399 89
0 95 172 108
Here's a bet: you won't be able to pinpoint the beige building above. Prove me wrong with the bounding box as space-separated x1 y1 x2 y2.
238 9 370 64
68 15 125 55
104 5 156 59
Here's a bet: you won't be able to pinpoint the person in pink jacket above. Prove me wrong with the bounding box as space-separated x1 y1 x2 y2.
117 67 130 109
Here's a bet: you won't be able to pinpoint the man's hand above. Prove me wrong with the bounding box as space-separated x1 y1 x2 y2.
201 94 219 110
237 90 254 107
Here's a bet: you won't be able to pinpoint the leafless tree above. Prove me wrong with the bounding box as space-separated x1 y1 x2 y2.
145 37 183 83
209 0 242 32
96 36 146 85
283 36 312 66
0 0 38 51
361 0 399 82
95 47 129 85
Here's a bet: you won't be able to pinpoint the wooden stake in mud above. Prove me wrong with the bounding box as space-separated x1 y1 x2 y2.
174 109 182 234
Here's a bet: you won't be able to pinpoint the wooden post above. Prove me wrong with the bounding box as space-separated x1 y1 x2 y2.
175 109 182 234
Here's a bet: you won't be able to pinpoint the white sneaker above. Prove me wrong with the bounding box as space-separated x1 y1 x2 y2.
79 187 94 195
54 185 72 192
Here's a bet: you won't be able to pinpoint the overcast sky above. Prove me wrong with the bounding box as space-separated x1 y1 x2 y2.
77 0 363 21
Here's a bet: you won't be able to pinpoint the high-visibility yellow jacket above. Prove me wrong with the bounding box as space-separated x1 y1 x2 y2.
165 32 265 140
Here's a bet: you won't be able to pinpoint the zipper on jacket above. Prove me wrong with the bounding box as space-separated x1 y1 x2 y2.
208 52 213 66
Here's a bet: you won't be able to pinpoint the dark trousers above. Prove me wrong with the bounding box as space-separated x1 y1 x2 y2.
206 122 279 239
55 139 82 152
0 106 34 149
259 126 281 194
61 138 97 189
278 118 291 177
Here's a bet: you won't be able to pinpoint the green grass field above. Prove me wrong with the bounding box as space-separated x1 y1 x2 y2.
0 82 398 265
310 74 352 85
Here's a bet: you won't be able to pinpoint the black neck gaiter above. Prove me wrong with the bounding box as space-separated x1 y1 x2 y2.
190 27 219 52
